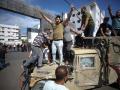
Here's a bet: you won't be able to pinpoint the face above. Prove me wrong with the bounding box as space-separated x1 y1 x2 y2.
55 17 61 24
116 10 120 17
104 18 109 23
81 8 86 14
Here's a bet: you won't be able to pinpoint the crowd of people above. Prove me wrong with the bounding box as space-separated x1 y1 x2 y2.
24 4 119 89
6 43 31 52
24 4 120 68
0 3 117 90
0 43 31 70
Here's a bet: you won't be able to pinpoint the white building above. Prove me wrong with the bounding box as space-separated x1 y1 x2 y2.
21 35 27 41
65 2 105 37
27 28 39 44
0 24 22 45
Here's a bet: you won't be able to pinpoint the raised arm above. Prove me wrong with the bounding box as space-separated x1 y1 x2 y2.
40 12 53 24
81 12 90 31
108 5 113 18
70 27 83 35
79 16 84 30
100 28 106 36
63 6 74 25
83 16 89 30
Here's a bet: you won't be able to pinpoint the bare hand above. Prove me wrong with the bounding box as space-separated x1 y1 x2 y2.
108 5 112 10
70 4 75 11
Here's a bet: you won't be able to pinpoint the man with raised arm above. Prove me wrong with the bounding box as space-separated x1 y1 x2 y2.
40 6 74 65
108 5 120 36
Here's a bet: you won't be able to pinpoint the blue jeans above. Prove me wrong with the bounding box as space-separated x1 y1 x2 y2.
52 40 63 63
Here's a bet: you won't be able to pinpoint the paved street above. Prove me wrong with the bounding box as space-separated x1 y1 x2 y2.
0 51 119 90
0 51 29 90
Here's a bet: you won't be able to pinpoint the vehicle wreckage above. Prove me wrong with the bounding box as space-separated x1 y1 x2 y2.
20 36 120 90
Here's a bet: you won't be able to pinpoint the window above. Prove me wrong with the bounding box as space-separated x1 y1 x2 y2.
16 32 19 34
80 57 95 69
72 14 75 17
8 39 14 41
77 19 81 23
77 28 81 31
0 35 4 36
2 27 4 30
0 39 4 41
72 21 75 23
77 12 80 15
98 21 99 24
98 12 99 15
16 29 19 31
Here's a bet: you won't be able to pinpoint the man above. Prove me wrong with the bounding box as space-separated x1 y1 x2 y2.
43 65 69 90
108 5 120 36
80 6 95 48
63 21 78 65
80 6 95 37
0 43 6 69
96 17 113 37
23 31 49 68
40 7 73 65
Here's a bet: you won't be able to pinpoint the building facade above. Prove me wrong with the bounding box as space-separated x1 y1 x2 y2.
0 24 21 45
68 2 105 37
27 28 39 44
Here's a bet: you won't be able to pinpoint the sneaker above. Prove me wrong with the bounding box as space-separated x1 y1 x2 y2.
49 62 56 66
37 65 43 69
60 62 65 65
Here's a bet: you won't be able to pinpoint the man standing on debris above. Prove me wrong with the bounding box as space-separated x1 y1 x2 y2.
40 6 74 65
108 5 120 36
43 65 69 90
80 6 95 37
80 6 95 48
63 21 79 65
24 31 50 68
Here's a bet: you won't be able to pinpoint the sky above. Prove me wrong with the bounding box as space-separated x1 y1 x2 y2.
0 0 120 35
24 0 120 15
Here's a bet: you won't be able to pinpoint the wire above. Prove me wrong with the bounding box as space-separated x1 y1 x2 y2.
103 0 109 6
63 0 81 20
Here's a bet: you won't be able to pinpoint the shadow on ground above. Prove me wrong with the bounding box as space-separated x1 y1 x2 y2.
0 63 10 71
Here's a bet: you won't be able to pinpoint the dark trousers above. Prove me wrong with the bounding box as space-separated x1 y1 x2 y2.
84 24 95 47
75 36 84 47
63 41 73 62
115 29 120 36
24 45 43 68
